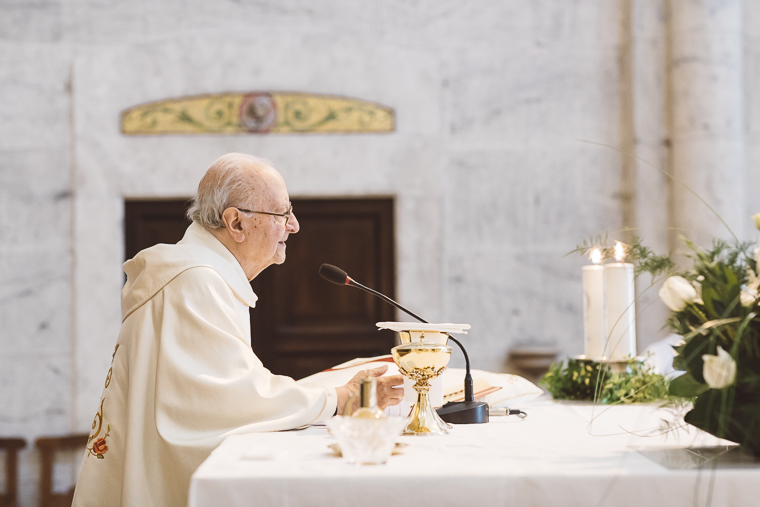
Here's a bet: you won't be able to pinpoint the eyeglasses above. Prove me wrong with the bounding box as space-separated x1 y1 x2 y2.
233 204 293 226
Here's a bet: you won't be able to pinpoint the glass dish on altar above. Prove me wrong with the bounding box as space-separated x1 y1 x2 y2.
326 416 406 465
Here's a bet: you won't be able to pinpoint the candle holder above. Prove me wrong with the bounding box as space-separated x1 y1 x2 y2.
391 342 452 436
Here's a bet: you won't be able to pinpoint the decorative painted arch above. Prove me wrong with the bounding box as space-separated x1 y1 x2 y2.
120 92 395 135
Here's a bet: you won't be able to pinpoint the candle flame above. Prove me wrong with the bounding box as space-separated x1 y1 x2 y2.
590 248 602 265
614 241 625 262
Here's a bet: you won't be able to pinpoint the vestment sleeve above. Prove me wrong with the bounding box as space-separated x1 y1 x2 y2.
154 267 336 444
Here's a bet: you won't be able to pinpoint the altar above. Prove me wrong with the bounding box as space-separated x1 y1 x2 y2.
188 398 760 507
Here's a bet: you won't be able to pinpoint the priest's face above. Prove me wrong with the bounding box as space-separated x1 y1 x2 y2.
240 170 300 277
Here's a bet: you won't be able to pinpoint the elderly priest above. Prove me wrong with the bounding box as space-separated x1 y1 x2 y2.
73 153 404 507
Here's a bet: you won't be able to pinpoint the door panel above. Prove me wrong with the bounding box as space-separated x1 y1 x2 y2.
124 199 192 261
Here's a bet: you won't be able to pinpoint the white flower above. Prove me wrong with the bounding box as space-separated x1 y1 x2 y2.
748 267 760 291
702 346 737 389
753 213 760 231
659 276 703 312
740 287 758 307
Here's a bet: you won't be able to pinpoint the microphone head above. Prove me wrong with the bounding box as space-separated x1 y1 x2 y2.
319 264 350 285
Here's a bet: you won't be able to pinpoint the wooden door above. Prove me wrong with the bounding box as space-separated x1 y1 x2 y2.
124 198 396 379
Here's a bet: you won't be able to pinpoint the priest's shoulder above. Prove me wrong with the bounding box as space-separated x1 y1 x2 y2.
121 243 234 320
123 243 226 276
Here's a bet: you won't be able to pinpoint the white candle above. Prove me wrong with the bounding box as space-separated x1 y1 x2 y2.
582 248 606 359
604 242 637 361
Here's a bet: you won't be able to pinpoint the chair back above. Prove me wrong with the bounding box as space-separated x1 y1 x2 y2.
34 435 88 507
0 438 26 507
506 346 560 384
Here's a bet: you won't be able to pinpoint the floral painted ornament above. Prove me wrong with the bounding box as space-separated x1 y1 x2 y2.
86 398 111 459
87 344 119 460
92 437 108 455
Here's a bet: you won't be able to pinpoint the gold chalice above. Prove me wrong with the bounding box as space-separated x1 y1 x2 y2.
391 341 452 436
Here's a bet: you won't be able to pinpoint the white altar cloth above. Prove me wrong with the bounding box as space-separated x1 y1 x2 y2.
189 398 760 507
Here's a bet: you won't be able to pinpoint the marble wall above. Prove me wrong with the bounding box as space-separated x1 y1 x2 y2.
0 1 757 505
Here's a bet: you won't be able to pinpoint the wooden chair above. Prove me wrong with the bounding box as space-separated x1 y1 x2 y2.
0 438 26 507
35 435 88 507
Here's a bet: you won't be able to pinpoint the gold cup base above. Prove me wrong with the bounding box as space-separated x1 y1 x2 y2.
403 390 451 436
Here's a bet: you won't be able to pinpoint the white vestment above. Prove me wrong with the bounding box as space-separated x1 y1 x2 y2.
73 223 337 507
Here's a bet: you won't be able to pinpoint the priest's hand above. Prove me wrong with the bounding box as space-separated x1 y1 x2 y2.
335 365 404 415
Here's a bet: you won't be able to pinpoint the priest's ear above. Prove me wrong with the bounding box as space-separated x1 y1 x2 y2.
220 207 246 243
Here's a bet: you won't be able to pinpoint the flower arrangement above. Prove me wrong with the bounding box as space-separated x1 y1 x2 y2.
662 215 760 456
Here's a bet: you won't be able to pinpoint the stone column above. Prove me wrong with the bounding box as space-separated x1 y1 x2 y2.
622 0 672 350
668 0 745 250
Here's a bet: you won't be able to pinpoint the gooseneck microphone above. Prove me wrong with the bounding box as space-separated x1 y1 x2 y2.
318 264 427 323
319 263 489 424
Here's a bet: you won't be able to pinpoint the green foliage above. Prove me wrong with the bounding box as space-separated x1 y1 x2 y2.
540 357 673 405
541 358 600 401
668 372 708 397
684 387 760 457
627 237 676 280
566 234 611 259
673 335 712 383
600 359 673 404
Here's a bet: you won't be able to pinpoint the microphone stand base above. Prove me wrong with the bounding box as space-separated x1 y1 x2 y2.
436 401 489 424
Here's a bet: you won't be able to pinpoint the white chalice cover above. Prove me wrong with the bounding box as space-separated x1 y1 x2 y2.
375 322 470 334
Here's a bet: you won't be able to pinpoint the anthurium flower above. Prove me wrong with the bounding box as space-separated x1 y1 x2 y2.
659 276 703 312
702 346 737 389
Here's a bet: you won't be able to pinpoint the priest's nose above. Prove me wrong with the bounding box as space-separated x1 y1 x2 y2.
287 212 300 233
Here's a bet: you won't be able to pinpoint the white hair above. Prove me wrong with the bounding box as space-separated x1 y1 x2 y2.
186 153 272 229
